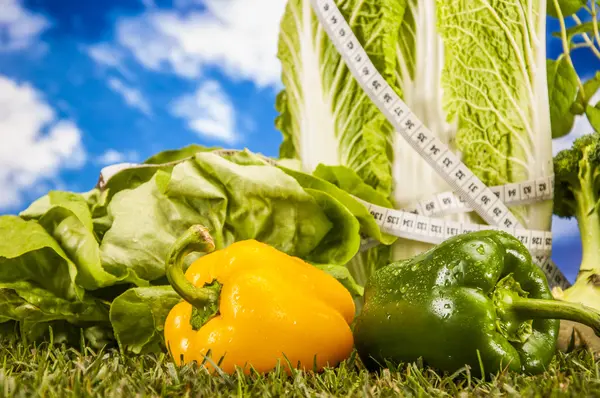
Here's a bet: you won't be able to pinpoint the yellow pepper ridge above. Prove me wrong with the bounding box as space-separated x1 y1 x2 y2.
164 225 355 374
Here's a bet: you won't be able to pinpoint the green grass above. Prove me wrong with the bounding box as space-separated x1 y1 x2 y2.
1 335 599 398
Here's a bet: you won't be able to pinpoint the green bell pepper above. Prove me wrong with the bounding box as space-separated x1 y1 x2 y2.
353 230 600 376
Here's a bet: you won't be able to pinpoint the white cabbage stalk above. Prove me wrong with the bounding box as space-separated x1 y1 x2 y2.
391 0 554 259
276 0 554 281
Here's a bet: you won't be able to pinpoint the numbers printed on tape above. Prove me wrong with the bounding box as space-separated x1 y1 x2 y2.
360 199 551 256
309 0 569 289
425 139 446 162
403 177 555 218
358 199 567 289
309 0 523 229
379 86 398 109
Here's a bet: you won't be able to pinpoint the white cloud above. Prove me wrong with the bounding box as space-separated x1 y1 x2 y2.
87 43 124 69
107 77 152 116
95 149 140 166
0 0 50 52
171 80 238 144
85 43 136 81
0 75 86 210
115 0 287 87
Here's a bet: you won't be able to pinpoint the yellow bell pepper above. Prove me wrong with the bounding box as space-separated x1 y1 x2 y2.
163 225 355 374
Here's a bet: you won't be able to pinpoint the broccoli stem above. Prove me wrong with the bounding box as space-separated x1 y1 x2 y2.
572 197 600 278
562 151 600 310
572 158 600 281
552 133 600 314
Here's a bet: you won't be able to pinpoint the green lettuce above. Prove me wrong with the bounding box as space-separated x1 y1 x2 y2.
436 0 553 230
0 149 373 352
99 151 361 277
109 286 181 354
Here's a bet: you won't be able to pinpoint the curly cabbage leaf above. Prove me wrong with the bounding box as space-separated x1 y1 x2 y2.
276 0 554 276
276 0 405 195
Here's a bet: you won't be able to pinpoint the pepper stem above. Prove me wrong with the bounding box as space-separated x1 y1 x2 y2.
502 295 600 336
166 225 218 308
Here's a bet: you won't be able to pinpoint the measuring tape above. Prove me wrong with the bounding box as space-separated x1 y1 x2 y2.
405 177 554 218
356 201 566 289
310 0 521 230
308 0 570 289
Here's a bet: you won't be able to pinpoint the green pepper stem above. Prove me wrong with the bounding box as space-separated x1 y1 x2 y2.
166 225 218 308
507 297 600 336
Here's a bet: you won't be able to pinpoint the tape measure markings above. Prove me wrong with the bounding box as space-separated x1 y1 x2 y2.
359 199 552 255
357 201 569 290
311 0 566 288
312 0 523 230
406 176 554 218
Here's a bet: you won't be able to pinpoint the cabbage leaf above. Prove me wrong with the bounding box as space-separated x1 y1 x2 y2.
276 0 554 278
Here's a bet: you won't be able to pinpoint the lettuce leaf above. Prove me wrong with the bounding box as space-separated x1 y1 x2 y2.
98 152 359 280
109 286 181 354
1 149 372 352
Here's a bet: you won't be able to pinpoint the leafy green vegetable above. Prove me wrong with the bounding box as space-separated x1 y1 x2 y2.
0 284 109 347
93 145 217 211
303 188 361 265
281 165 396 246
109 286 181 354
547 57 580 138
312 164 395 286
438 0 552 192
143 144 216 164
0 149 373 353
0 216 85 300
553 21 600 41
20 192 145 290
548 0 600 127
276 0 555 283
99 152 355 280
312 264 364 297
0 216 110 343
276 0 404 195
276 0 408 287
546 0 600 353
313 165 393 208
577 72 600 107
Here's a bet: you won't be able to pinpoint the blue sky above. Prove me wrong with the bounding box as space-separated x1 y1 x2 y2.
1 0 599 283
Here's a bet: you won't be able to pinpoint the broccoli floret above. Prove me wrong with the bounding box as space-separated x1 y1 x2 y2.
553 149 580 218
553 132 600 220
552 131 600 314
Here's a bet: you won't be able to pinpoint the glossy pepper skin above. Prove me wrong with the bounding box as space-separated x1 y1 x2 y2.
164 225 355 375
353 230 600 377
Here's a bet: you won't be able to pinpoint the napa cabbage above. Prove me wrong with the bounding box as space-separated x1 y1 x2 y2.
276 0 554 285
